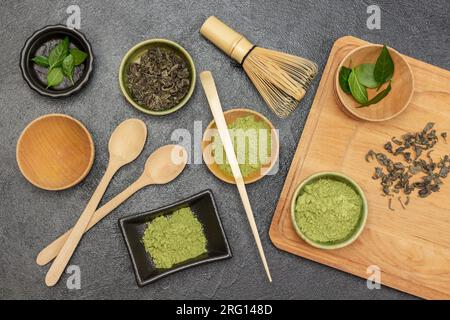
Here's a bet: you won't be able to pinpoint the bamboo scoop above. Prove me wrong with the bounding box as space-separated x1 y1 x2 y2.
200 16 318 118
36 145 187 266
200 71 272 282
44 118 147 287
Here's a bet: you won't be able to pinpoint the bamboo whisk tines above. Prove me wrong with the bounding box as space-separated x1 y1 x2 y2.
200 16 318 118
243 47 317 118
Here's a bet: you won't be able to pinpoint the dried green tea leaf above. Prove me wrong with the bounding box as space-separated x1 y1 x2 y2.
366 122 450 203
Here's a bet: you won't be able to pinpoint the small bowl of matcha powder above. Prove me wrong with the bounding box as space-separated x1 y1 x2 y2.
291 172 368 249
202 108 279 184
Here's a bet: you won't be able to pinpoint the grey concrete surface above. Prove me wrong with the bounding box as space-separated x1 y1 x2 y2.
1 0 449 300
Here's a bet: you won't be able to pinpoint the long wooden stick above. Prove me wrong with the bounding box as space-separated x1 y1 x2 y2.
200 71 272 282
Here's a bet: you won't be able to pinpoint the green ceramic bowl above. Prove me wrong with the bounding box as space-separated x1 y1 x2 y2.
119 39 196 116
290 171 368 250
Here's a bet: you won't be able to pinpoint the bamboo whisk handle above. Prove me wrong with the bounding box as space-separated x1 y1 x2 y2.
200 16 254 64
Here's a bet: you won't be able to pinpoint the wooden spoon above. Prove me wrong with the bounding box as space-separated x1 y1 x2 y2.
44 118 147 287
36 145 188 266
200 71 272 282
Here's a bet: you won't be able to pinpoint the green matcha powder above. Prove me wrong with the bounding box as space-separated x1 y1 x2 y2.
294 178 362 243
142 207 207 269
213 115 271 178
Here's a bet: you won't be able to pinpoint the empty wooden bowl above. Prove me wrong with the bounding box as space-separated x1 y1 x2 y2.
335 44 414 122
16 114 95 190
201 108 279 184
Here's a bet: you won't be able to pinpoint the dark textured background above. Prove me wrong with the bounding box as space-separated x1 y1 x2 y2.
1 0 449 300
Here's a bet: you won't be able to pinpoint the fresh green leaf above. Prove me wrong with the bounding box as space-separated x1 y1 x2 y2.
70 48 88 66
31 55 49 67
355 64 378 88
348 70 368 104
374 45 394 85
48 37 70 70
339 66 352 94
47 67 64 88
62 54 75 84
357 82 392 108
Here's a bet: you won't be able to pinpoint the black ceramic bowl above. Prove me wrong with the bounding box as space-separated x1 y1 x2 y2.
20 25 94 98
119 190 232 287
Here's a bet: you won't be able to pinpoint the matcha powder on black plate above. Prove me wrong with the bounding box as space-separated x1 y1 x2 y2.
142 207 207 269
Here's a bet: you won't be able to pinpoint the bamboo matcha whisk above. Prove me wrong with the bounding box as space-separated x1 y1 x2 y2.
200 16 318 118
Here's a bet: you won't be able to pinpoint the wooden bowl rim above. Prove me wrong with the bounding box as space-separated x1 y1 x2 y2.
201 108 279 185
16 113 95 191
334 44 415 122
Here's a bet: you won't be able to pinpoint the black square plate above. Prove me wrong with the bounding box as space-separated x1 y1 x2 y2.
118 190 232 287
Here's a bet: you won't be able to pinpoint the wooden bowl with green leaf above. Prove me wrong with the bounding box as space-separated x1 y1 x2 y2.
335 44 414 122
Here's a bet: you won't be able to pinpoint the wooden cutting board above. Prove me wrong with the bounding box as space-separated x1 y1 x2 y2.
269 36 450 300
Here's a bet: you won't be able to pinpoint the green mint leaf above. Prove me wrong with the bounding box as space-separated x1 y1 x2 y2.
348 70 368 104
70 48 88 66
31 55 49 67
47 67 64 88
355 64 378 88
62 54 75 84
357 82 392 108
374 45 394 85
339 66 352 94
48 37 70 70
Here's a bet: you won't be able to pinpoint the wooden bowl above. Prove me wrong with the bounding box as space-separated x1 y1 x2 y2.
335 44 414 122
16 114 95 190
201 108 279 184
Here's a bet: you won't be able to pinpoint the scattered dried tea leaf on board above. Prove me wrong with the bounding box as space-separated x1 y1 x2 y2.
366 123 450 208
